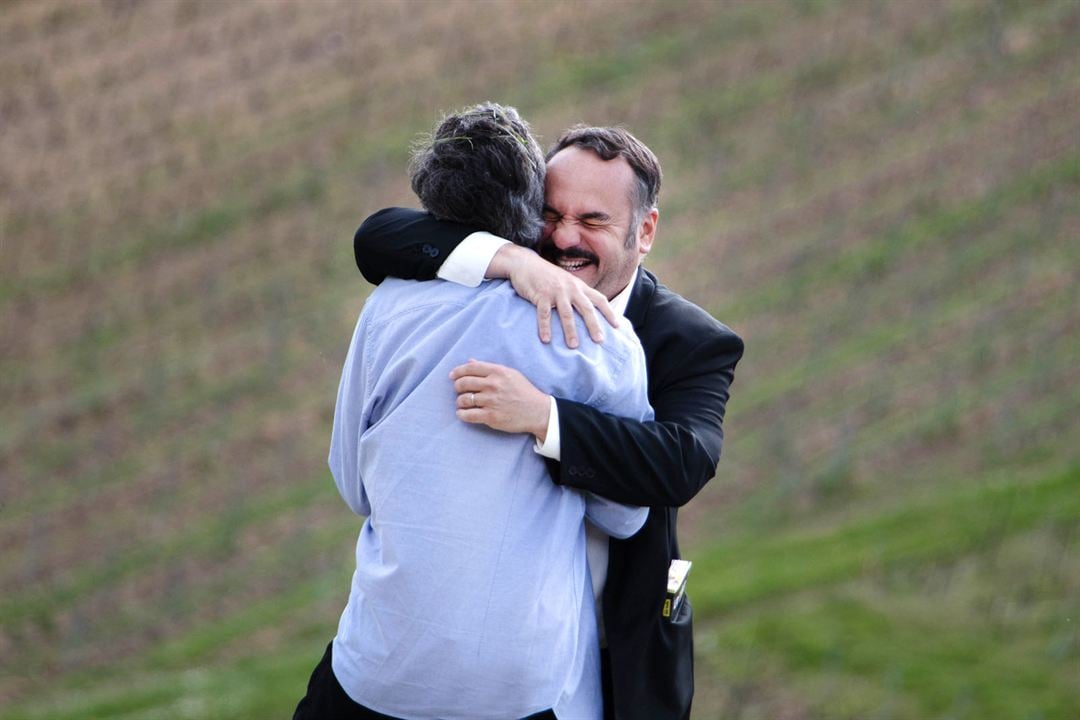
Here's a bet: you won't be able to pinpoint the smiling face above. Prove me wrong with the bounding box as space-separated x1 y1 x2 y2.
539 146 658 300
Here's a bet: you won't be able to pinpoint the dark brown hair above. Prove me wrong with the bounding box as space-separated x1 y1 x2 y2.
547 125 662 223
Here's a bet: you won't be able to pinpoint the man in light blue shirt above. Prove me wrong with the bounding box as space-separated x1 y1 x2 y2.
294 103 651 720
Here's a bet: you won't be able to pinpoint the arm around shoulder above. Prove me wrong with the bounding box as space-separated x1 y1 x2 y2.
353 207 475 285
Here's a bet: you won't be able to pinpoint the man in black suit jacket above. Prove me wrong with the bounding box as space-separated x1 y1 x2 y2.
352 126 744 720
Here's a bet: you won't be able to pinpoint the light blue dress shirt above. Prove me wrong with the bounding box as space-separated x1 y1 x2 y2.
328 278 653 720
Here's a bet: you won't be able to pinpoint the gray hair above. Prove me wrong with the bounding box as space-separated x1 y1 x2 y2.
410 102 546 248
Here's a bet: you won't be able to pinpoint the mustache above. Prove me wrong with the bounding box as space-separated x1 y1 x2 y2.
541 246 599 264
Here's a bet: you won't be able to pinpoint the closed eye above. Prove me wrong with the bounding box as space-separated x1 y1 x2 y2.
578 213 611 229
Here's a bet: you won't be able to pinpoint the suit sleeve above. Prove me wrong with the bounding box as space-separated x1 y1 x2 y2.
554 328 744 507
353 207 476 285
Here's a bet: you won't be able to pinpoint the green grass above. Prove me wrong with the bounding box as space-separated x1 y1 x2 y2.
691 464 1078 614
3 652 321 720
0 473 338 628
721 149 1078 329
699 516 1078 719
691 460 1078 719
1 167 331 306
710 589 1076 719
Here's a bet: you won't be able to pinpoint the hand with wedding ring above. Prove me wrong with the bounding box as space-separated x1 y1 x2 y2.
450 359 551 441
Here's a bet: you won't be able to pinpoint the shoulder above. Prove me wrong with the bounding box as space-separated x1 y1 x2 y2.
490 294 647 402
602 315 648 368
364 277 486 325
642 271 743 352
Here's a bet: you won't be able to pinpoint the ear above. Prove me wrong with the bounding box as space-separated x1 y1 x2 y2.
636 208 659 258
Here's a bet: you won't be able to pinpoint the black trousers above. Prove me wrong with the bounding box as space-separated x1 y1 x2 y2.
293 642 558 720
600 648 614 720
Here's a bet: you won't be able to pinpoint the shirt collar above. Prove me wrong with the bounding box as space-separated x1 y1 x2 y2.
609 268 638 317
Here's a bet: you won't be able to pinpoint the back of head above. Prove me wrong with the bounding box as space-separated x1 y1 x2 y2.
410 102 546 248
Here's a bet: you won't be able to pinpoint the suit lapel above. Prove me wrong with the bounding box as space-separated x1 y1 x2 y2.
626 267 657 333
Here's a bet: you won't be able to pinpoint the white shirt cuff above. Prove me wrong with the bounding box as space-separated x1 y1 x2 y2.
534 396 561 461
435 232 509 287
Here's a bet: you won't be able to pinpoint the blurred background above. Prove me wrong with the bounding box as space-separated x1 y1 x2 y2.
1 0 1076 718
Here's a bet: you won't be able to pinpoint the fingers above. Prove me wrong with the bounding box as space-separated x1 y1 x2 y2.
579 309 603 344
450 361 505 412
455 392 483 410
455 407 488 424
556 298 578 349
449 359 498 380
452 373 493 396
588 288 620 330
549 281 618 347
508 255 621 345
575 293 605 344
536 303 553 344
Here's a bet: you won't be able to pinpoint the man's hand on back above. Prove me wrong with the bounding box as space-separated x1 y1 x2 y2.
451 359 551 441
488 244 619 348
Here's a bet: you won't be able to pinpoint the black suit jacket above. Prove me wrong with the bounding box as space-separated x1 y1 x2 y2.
354 208 745 720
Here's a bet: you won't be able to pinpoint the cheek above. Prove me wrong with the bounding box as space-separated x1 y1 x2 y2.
582 231 617 256
595 237 627 266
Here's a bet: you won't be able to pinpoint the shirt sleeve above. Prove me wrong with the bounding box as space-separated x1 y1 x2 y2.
576 335 654 538
436 231 509 287
328 314 373 517
583 492 647 539
533 396 561 461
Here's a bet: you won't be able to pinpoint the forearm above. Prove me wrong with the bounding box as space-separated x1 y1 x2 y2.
486 242 534 280
556 401 723 507
355 208 616 346
555 333 741 507
353 207 475 285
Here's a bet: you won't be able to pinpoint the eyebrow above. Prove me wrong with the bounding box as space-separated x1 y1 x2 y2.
577 211 611 222
544 204 613 221
542 205 614 224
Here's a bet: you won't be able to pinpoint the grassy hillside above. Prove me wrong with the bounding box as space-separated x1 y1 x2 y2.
1 0 1076 718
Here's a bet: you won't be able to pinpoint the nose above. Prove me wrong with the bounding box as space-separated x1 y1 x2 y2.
547 218 580 250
